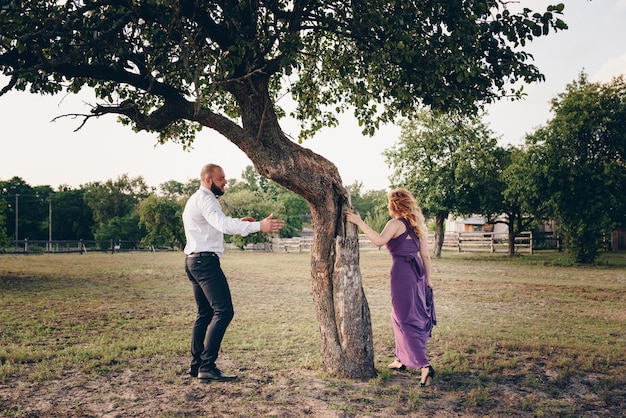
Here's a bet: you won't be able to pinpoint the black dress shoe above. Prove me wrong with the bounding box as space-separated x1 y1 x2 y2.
197 367 237 382
188 367 198 377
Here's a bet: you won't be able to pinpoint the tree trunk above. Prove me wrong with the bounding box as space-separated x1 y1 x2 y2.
213 77 376 378
309 208 376 378
433 211 447 258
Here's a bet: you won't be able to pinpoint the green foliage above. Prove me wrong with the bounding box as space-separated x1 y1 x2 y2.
525 73 626 263
0 177 53 240
0 1 568 143
502 146 549 226
82 174 153 226
137 194 185 249
225 166 310 239
51 187 95 240
0 199 10 248
158 179 198 200
220 189 285 249
349 181 389 233
385 109 504 218
0 167 314 248
93 214 145 249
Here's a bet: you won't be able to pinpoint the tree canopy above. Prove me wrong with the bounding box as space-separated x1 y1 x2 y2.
1 1 566 142
525 73 626 263
385 110 505 255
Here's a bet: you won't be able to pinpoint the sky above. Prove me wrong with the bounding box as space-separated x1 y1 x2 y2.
1 1 626 192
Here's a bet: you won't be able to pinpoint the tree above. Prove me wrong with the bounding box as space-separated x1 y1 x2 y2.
219 166 309 246
0 199 10 249
349 182 389 234
220 188 285 249
267 181 309 238
52 186 95 240
137 194 185 249
0 177 52 240
83 174 152 225
385 110 504 257
526 73 626 263
93 213 145 248
0 1 567 378
83 174 152 247
500 146 550 255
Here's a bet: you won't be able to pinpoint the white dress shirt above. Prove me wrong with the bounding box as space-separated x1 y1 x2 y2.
182 186 261 257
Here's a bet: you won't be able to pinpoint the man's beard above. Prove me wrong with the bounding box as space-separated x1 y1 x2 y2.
210 183 224 197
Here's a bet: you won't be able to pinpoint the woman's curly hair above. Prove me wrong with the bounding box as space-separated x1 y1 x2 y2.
388 188 427 239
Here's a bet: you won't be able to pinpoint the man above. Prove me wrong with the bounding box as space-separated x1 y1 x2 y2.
182 163 284 382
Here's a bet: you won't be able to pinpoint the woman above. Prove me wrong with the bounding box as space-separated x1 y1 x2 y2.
346 188 436 386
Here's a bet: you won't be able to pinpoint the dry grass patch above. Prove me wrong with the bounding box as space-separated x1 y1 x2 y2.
0 250 624 417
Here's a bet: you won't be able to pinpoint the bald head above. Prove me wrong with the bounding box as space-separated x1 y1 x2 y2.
200 163 226 196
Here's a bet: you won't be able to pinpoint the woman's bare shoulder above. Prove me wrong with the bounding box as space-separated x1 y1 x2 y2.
386 218 407 238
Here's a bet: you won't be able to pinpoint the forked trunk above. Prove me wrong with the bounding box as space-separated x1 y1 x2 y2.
224 79 376 378
309 199 376 378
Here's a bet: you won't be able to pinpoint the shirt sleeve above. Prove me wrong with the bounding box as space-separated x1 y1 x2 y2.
202 195 261 236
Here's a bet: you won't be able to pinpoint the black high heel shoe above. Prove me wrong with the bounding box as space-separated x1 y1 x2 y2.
419 365 435 387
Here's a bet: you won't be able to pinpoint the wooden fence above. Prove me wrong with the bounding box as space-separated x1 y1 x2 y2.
429 231 533 254
269 236 380 253
7 232 537 255
8 239 159 254
269 231 533 254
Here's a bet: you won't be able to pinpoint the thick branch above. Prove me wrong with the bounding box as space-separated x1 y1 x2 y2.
0 75 17 97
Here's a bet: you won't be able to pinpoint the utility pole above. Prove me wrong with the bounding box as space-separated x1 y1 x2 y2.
14 193 19 241
48 195 52 251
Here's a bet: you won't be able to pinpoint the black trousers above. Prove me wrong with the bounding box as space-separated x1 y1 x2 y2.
185 254 234 373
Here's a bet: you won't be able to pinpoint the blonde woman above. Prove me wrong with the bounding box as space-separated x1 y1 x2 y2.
347 188 436 387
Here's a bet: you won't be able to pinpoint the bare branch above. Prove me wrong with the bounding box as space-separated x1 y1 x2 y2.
51 108 99 132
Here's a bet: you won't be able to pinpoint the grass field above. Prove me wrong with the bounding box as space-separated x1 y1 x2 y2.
0 250 625 417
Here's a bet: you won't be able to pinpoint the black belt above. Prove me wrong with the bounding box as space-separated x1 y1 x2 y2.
186 251 218 258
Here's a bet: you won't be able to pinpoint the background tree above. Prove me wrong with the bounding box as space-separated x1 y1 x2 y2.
0 200 10 249
220 188 285 249
0 1 566 378
137 194 185 249
500 146 552 254
219 165 310 246
526 73 626 263
93 213 146 249
385 111 503 257
52 186 95 240
83 174 152 225
159 180 188 200
83 174 152 248
349 182 389 234
0 177 51 240
269 182 309 238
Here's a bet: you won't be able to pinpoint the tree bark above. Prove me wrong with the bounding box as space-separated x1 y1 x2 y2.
433 211 447 258
209 76 377 378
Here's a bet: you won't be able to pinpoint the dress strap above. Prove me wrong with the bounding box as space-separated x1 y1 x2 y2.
401 218 421 243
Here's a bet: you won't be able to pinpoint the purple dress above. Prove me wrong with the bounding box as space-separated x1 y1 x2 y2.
386 218 436 370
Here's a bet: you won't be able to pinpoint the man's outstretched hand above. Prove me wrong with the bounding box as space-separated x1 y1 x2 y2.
260 213 285 233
